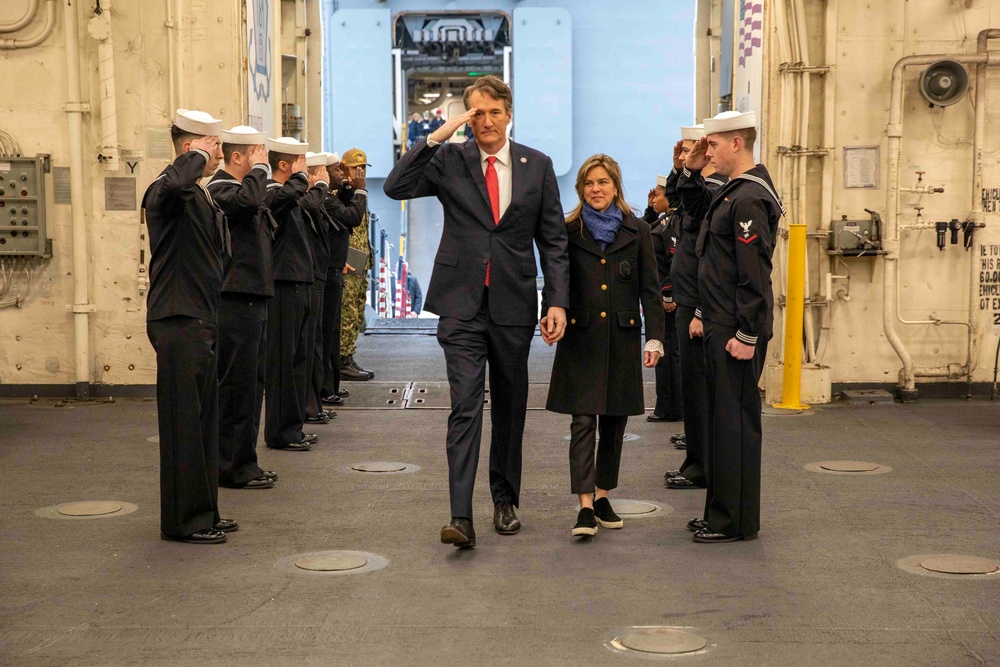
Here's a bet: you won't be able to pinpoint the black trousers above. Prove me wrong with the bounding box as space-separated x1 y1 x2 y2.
568 414 628 494
652 309 683 420
217 295 267 487
303 279 326 418
321 271 345 396
675 306 708 486
702 321 770 537
264 280 310 446
147 316 220 537
436 291 534 520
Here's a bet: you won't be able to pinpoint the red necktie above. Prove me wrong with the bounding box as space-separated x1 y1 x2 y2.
484 156 500 286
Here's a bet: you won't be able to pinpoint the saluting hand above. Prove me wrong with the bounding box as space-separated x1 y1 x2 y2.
291 154 307 176
685 137 710 171
428 107 477 145
647 188 656 208
190 135 219 156
672 140 685 169
248 143 268 167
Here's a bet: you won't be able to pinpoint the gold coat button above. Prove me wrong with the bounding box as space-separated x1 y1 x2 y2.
600 311 607 318
570 318 576 324
630 319 635 325
600 258 607 264
601 284 607 291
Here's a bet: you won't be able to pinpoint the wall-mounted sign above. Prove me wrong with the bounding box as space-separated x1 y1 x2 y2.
247 0 275 134
843 146 879 189
104 177 136 211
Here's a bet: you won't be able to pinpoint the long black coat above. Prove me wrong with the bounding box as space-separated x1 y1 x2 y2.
546 213 665 416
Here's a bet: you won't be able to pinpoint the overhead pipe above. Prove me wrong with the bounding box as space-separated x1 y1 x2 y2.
164 0 178 114
884 47 992 400
814 0 838 364
89 7 119 171
0 0 39 33
0 0 56 49
64 0 93 400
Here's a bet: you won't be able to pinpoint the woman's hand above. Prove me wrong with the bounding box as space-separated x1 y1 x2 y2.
643 350 661 368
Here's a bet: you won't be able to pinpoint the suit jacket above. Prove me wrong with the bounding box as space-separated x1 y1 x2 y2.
546 214 665 416
383 137 570 326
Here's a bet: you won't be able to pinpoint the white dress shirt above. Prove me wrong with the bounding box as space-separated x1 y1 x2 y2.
427 137 512 220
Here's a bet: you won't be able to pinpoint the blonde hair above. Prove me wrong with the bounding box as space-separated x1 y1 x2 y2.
565 154 632 224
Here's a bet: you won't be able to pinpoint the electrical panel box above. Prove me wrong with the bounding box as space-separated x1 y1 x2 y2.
0 155 50 256
829 213 883 256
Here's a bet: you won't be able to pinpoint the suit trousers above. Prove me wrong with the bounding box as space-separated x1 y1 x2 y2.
568 414 628 494
217 295 267 486
147 316 221 537
653 309 684 420
321 272 344 396
265 280 310 446
702 321 769 537
436 290 534 519
303 279 326 418
675 306 708 486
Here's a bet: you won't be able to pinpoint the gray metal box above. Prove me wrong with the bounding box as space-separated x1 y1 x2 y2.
0 155 50 256
830 218 880 253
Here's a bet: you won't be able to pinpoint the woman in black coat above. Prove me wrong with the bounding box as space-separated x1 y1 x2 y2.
543 154 665 538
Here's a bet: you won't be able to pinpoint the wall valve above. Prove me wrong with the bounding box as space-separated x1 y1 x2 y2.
949 218 962 245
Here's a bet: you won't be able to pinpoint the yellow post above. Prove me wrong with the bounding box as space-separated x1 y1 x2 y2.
772 223 811 410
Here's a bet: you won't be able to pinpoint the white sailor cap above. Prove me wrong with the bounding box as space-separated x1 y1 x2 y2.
266 137 309 155
656 174 668 188
305 151 329 167
681 125 705 141
174 108 223 136
326 152 341 166
703 111 756 135
220 125 268 144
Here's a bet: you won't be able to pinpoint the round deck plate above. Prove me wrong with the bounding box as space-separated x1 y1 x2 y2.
804 460 892 475
611 627 708 655
275 550 389 576
338 462 421 476
897 554 1000 579
563 433 640 442
294 553 368 572
37 501 139 521
575 500 671 519
920 555 1000 575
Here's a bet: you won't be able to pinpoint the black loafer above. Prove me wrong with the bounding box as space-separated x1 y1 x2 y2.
687 517 707 532
693 529 758 543
593 497 623 529
266 441 312 451
441 517 476 548
161 528 227 544
215 519 239 533
572 507 598 537
493 502 521 535
665 475 703 489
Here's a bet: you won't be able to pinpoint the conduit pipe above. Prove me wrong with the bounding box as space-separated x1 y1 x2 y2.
885 47 992 400
0 0 55 49
694 0 712 122
64 0 93 400
814 0 838 364
165 0 178 114
89 8 119 171
0 0 39 32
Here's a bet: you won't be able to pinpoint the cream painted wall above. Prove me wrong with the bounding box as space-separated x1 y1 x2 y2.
756 0 1000 388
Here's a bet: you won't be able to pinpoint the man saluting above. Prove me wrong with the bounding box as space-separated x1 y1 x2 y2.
384 76 570 548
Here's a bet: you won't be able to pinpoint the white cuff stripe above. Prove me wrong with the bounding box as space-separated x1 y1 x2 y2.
736 330 758 345
694 308 702 319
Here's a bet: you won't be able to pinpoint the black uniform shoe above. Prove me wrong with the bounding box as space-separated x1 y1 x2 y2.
593 497 623 529
663 469 681 480
161 528 227 544
323 409 338 419
646 412 670 422
214 519 239 533
687 517 708 532
493 502 521 535
305 413 330 424
665 475 703 489
674 440 687 450
572 507 598 537
321 394 344 406
303 433 319 444
440 517 476 548
221 475 274 489
260 469 279 480
670 433 686 443
336 388 350 398
693 529 758 543
266 440 312 451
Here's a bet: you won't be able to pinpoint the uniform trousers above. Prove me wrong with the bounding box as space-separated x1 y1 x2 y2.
321 272 345 396
436 290 534 520
568 414 628 494
702 320 770 537
147 316 221 537
652 309 683 420
217 295 267 486
676 306 708 486
264 280 310 446
340 273 368 357
303 279 326 418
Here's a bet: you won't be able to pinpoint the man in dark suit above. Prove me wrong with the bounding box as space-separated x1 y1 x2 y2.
384 75 570 548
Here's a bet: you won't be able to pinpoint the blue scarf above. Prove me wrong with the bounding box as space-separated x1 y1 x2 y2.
581 201 623 251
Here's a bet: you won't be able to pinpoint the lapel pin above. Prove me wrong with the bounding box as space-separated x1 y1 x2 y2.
520 157 527 163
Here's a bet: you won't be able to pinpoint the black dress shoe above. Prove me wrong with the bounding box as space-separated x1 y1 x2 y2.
687 517 707 532
161 528 227 544
669 433 686 443
674 440 687 450
323 409 338 419
260 469 279 480
440 517 476 548
646 413 669 422
243 475 275 489
321 394 344 406
305 414 330 424
336 388 350 398
493 502 521 534
663 469 681 480
693 529 758 543
266 440 312 451
665 475 703 489
215 519 239 533
303 433 319 444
